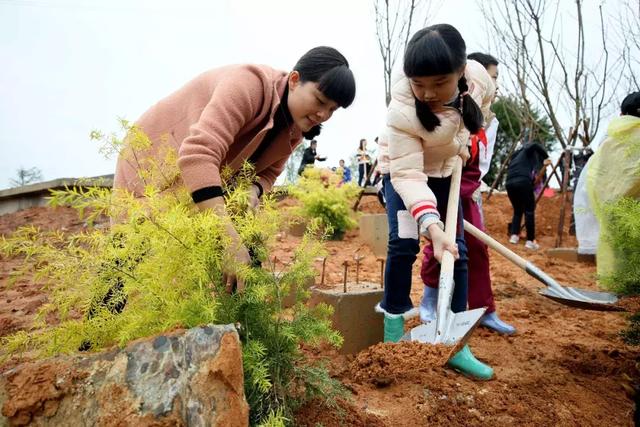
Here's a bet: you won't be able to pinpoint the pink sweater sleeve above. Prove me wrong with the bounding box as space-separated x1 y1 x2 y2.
178 67 266 193
257 154 291 192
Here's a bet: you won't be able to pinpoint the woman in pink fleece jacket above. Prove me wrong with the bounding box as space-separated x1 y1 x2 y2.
376 24 495 380
114 47 355 291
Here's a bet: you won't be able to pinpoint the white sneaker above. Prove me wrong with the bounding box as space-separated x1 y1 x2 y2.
524 240 539 250
509 234 520 244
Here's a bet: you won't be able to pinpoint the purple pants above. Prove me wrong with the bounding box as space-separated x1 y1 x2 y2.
419 149 496 313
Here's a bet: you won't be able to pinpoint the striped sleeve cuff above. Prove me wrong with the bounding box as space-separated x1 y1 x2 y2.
418 214 444 239
410 201 439 221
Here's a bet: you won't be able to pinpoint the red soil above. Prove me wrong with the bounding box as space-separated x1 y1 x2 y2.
1 193 639 426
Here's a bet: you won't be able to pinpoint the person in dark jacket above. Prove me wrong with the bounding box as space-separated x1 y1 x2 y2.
505 139 549 250
297 139 326 175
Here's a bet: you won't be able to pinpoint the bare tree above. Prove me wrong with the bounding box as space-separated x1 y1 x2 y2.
617 0 640 91
480 0 619 149
374 0 442 106
10 167 43 187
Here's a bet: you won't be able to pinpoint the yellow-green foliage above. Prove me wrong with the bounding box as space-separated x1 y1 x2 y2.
598 197 640 296
288 168 360 239
0 120 344 426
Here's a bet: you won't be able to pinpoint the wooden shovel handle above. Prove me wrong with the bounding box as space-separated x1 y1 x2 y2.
463 220 527 270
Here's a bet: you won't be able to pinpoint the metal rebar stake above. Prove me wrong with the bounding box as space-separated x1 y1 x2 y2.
321 257 327 286
354 254 363 284
316 256 327 286
377 258 385 289
342 261 348 293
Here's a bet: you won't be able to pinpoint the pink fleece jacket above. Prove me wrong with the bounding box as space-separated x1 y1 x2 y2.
114 64 302 197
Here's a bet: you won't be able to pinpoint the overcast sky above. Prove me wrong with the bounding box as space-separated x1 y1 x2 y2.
0 0 621 190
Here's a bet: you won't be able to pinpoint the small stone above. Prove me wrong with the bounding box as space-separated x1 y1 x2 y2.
152 336 169 351
170 337 180 352
373 376 393 388
166 365 180 380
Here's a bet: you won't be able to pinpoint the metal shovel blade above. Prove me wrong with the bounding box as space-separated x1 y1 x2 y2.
525 263 623 311
539 287 623 311
408 307 486 346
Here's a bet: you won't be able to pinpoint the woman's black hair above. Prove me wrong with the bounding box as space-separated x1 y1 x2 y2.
403 24 483 134
293 46 356 108
293 46 356 139
359 138 366 150
621 91 640 118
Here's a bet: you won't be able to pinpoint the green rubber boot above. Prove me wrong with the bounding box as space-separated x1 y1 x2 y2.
383 314 404 343
447 345 494 380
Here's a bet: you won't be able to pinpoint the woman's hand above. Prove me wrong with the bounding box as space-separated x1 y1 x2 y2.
247 184 261 211
427 224 459 263
222 223 251 293
196 196 251 293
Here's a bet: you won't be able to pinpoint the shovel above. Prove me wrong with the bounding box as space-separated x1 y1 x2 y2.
463 220 622 311
407 157 488 347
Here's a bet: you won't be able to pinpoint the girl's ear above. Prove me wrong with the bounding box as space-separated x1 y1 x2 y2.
288 71 301 90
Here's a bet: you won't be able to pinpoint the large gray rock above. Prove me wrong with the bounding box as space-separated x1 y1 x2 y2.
0 324 248 426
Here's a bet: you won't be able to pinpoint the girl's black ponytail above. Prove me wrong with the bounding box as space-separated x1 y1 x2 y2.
457 75 483 134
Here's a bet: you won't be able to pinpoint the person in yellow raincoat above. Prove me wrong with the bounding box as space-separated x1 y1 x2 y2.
587 92 640 279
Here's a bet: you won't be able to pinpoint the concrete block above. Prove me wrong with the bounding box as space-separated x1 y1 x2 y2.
359 214 388 257
546 247 596 264
309 282 384 354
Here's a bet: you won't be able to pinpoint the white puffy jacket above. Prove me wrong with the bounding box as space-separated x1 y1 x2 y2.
383 59 494 228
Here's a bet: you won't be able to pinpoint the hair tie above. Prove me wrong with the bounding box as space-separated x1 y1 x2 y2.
459 91 468 111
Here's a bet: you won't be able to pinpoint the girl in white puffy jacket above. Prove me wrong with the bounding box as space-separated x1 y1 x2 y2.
376 24 495 380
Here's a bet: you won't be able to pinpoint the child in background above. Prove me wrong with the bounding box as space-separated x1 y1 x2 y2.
338 158 352 183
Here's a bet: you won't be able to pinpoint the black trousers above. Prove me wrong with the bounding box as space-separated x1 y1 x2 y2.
358 163 370 187
506 180 536 241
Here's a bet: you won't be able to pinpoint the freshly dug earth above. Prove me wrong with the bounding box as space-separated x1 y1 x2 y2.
349 342 454 385
1 193 639 426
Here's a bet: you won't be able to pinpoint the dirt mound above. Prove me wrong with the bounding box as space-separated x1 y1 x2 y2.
556 342 638 377
358 196 386 214
350 342 453 386
0 206 108 237
295 398 385 427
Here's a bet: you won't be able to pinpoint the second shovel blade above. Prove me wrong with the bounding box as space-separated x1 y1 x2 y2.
539 287 623 311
